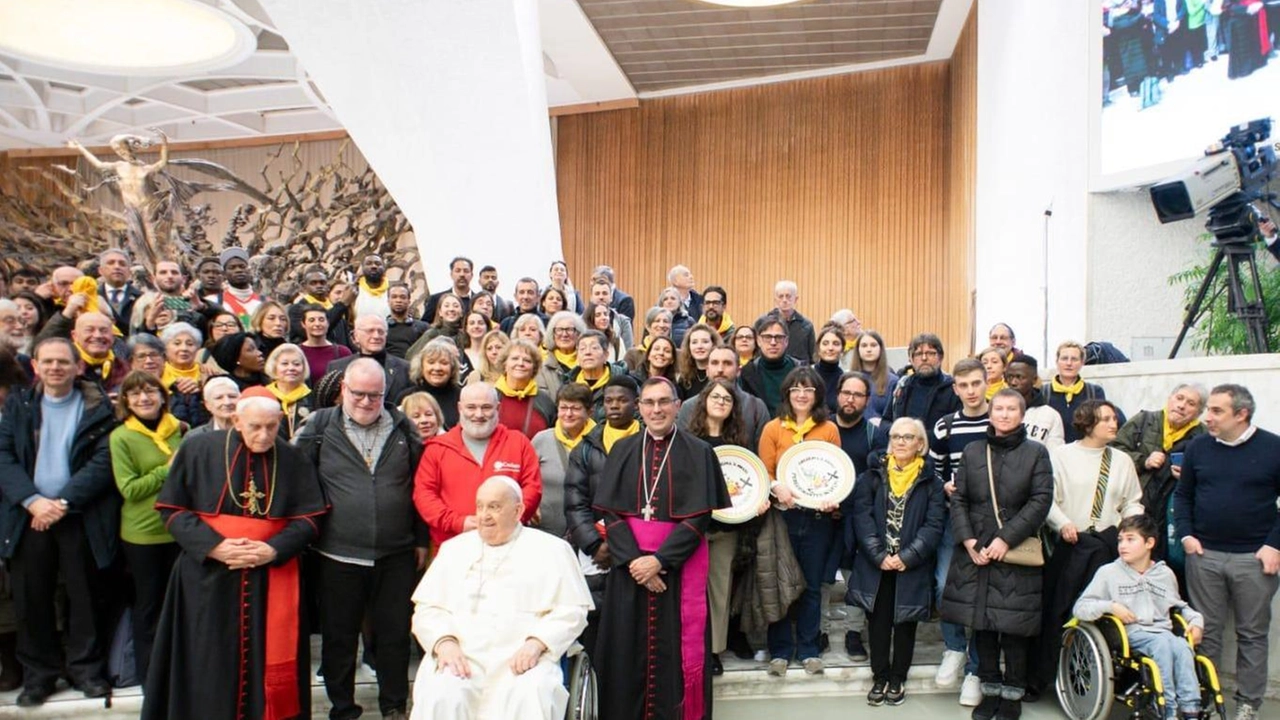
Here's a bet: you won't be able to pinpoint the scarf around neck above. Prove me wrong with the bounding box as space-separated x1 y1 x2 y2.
984 379 1007 400
267 382 311 416
77 343 113 381
781 416 817 444
301 293 333 310
125 413 181 456
555 418 597 451
698 312 734 336
603 419 640 453
495 375 539 400
1162 410 1200 451
577 366 611 392
160 362 201 389
1052 376 1086 403
552 348 578 370
359 276 389 297
887 455 924 497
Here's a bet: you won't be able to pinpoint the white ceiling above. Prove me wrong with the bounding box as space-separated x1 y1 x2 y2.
0 0 970 151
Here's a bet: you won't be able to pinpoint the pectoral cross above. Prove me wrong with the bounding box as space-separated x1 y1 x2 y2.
240 479 266 516
642 503 655 522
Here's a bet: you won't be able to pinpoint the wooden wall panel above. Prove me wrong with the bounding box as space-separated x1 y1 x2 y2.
557 27 978 362
948 7 979 356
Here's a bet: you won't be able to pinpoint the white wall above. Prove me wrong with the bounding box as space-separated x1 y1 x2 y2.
975 0 1091 363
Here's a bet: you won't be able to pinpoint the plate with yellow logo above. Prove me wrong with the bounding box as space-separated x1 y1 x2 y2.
778 441 856 509
712 445 769 524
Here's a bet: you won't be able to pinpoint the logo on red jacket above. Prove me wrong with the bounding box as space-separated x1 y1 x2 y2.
493 461 521 473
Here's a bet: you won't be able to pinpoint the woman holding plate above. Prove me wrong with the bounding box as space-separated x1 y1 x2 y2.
758 367 841 677
848 417 946 706
688 379 765 675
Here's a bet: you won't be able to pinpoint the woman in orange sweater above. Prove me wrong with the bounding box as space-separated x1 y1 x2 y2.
759 366 841 677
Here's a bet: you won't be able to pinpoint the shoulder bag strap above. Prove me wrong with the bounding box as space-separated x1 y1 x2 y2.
522 398 536 436
986 445 1004 530
1088 447 1113 530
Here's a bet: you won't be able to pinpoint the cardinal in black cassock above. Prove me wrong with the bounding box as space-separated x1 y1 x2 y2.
593 417 730 720
141 418 327 720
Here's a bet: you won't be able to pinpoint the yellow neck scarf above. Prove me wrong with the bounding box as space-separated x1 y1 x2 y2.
267 381 311 416
359 276 389 297
124 414 181 457
781 416 817 444
555 418 596 451
71 277 124 337
697 312 735 336
844 337 857 352
643 336 654 351
603 419 640 453
577 366 611 392
1052 376 1086 403
495 375 539 400
77 343 113 382
302 293 333 310
553 349 578 370
984 379 1007 400
1162 410 1200 451
160 362 201 389
739 355 750 367
887 456 924 497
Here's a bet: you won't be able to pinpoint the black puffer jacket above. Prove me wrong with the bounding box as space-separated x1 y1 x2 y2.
941 425 1053 637
564 424 610 557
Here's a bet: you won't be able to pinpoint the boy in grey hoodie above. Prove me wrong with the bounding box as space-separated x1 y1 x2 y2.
1074 514 1204 720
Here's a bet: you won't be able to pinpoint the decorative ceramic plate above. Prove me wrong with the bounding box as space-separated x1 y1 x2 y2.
712 445 770 524
777 441 856 509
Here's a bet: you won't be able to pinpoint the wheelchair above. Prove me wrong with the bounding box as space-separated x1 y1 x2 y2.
562 642 598 720
1055 611 1227 720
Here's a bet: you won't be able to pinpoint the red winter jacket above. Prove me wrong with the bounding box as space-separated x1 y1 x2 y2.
413 423 542 549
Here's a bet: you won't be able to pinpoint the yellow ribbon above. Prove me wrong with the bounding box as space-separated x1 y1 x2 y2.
358 276 389 298
495 375 539 400
124 413 181 457
576 366 611 392
77 343 113 382
160 362 201 391
1162 410 1200 451
267 381 311 417
1051 376 1086 404
781 416 817 444
887 456 924 497
555 418 596 451
603 419 640 453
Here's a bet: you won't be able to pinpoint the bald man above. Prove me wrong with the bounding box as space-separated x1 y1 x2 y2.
72 312 129 394
326 314 413 408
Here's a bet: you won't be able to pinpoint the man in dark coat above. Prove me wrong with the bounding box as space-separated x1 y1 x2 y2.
941 389 1053 720
592 377 730 720
882 332 962 446
142 390 327 720
0 338 119 707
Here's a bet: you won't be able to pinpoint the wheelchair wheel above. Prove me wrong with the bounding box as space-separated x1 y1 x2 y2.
565 650 598 720
1057 622 1116 720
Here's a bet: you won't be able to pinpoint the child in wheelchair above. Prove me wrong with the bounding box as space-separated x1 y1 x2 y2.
1073 514 1205 720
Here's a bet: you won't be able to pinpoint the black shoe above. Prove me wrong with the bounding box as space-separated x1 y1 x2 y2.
16 684 54 707
711 653 723 676
972 695 1001 720
844 631 869 662
74 677 112 698
1022 684 1040 703
886 682 905 705
728 633 754 660
996 698 1022 720
867 680 887 706
818 632 830 653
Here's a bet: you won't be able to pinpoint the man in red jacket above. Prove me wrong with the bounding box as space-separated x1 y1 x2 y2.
414 382 542 549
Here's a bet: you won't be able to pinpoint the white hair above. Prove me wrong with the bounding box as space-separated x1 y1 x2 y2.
355 314 389 330
0 299 17 314
235 395 281 416
829 309 857 326
774 280 798 296
479 475 522 504
666 265 689 284
202 376 240 401
160 321 203 346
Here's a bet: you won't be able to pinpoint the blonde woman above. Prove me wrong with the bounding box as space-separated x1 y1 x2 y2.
264 343 312 439
466 329 511 387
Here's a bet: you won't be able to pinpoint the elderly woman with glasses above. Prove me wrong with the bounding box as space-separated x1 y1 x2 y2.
540 311 585 397
758 366 841 677
160 322 208 428
127 333 166 379
848 417 945 707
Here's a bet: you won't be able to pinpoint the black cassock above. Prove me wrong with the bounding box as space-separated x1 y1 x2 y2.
592 429 730 720
142 430 327 720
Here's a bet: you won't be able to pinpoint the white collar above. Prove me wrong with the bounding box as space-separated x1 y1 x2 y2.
1215 424 1257 447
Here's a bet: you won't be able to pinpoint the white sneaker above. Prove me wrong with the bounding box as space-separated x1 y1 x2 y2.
934 649 966 688
959 674 982 707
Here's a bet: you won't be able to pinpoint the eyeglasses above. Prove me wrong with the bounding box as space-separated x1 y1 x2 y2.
212 321 241 330
132 351 162 361
359 328 387 336
788 387 816 395
759 334 787 344
703 299 725 307
912 349 940 359
553 328 579 336
347 389 385 402
838 390 869 399
707 393 734 405
638 398 676 409
557 404 586 414
889 433 919 443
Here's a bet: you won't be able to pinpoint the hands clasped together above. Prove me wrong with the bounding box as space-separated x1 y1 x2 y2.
209 538 278 570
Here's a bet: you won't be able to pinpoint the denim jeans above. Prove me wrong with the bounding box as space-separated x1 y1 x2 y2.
936 516 979 674
1127 627 1200 718
768 510 836 661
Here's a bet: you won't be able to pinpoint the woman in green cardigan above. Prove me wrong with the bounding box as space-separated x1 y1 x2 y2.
110 370 184 684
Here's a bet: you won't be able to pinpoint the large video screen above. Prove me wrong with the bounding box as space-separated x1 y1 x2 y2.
1099 1 1279 180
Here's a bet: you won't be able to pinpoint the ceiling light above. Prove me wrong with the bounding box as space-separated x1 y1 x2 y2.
0 0 256 77
697 0 807 7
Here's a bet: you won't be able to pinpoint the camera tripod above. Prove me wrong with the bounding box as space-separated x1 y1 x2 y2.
1168 195 1272 358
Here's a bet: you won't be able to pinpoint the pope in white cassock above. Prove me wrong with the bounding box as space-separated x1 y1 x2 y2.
410 476 593 720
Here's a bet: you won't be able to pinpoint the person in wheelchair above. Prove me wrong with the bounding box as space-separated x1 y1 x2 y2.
410 477 594 720
1073 514 1204 720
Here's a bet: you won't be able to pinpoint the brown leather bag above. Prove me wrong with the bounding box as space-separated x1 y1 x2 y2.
986 445 1044 567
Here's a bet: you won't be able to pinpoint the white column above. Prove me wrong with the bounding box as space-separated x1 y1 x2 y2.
258 0 563 292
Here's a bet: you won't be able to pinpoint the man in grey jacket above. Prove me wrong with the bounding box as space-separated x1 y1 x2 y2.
293 358 425 720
